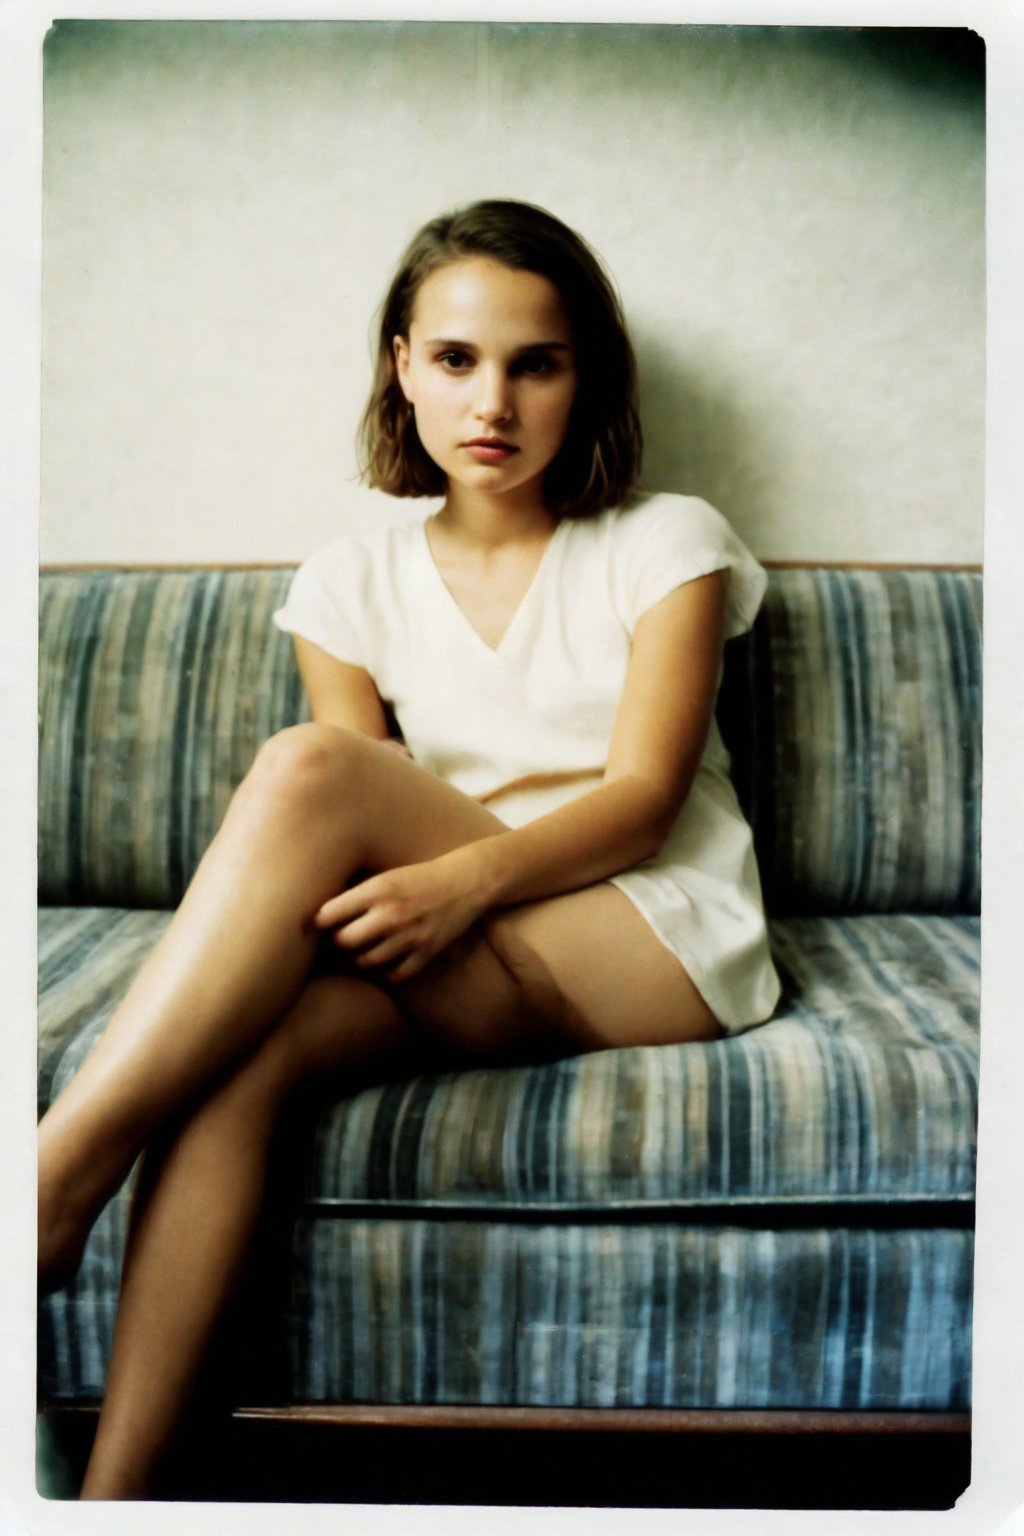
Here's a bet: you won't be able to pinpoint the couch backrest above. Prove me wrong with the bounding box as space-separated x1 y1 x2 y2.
39 565 981 915
39 569 303 909
719 568 981 914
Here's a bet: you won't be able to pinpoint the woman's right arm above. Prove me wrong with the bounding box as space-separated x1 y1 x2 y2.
292 635 407 751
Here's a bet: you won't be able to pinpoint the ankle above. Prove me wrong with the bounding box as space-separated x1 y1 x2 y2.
37 1186 91 1296
37 1158 116 1295
38 1114 140 1292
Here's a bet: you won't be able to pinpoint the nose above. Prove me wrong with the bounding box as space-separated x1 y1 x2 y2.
474 365 512 425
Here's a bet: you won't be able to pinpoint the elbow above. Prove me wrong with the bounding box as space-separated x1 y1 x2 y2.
640 813 673 863
636 829 665 865
626 779 686 862
604 768 694 863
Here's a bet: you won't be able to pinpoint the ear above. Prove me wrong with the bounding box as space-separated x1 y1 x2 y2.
393 336 413 403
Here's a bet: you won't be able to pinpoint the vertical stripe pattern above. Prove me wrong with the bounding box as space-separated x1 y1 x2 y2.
720 568 982 913
37 1209 973 1412
40 567 980 914
38 907 978 1211
39 570 305 907
37 563 981 1414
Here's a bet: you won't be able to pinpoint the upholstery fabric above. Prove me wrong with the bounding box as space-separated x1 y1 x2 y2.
288 1219 973 1410
39 1207 972 1412
37 906 977 1409
38 570 303 909
722 569 982 914
36 561 981 1416
39 566 981 916
37 909 979 1209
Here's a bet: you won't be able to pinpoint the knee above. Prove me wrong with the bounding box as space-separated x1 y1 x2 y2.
234 724 367 823
251 723 360 791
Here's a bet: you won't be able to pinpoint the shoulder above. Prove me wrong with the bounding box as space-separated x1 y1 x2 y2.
576 489 742 576
274 504 430 661
582 490 767 640
588 490 734 547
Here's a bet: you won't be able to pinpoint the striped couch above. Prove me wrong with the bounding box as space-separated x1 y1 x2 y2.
38 565 980 1420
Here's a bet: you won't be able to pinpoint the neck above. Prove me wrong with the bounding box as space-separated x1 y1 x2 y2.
437 481 556 550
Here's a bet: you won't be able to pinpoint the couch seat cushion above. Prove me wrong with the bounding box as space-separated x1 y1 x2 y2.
38 905 977 1410
39 907 978 1210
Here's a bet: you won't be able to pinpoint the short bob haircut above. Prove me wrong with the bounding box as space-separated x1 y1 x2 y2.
359 200 642 518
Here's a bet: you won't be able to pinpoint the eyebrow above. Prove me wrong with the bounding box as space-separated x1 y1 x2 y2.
423 338 572 352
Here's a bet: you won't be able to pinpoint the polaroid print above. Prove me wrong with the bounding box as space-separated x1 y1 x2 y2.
5 9 1016 1535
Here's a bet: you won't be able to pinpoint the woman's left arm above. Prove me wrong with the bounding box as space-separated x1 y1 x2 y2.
316 571 728 980
467 567 729 905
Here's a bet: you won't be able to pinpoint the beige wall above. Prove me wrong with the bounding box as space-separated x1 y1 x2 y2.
41 21 984 566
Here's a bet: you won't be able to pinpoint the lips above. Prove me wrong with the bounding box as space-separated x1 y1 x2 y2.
463 438 520 463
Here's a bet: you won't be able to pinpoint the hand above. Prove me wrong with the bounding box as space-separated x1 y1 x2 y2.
313 847 487 983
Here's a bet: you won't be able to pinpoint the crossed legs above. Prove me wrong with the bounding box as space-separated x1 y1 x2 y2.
38 723 719 1499
37 724 507 1291
78 974 418 1500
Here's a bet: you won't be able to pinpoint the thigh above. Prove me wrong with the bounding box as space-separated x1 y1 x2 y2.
258 725 507 871
263 731 719 1058
488 884 722 1051
259 884 719 1093
397 881 722 1063
354 735 507 868
232 969 449 1111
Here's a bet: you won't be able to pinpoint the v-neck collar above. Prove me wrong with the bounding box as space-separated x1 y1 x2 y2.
420 517 567 658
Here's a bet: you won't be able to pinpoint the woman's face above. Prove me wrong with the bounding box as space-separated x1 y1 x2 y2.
393 257 578 511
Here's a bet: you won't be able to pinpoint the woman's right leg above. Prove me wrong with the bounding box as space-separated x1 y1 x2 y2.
78 970 423 1501
38 725 506 1292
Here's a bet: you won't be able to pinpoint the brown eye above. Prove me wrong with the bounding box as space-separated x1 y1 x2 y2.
514 354 556 377
438 351 472 371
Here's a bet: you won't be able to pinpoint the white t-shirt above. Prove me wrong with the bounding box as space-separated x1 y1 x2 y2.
274 491 781 1031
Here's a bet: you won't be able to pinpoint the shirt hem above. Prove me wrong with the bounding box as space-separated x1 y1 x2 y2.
607 874 780 1035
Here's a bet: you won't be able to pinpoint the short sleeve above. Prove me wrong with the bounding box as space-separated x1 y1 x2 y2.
272 537 370 668
613 494 768 640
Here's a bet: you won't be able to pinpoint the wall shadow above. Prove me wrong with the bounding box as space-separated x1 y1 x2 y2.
633 334 777 537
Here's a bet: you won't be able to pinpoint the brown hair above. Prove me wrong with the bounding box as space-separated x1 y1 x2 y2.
358 200 642 518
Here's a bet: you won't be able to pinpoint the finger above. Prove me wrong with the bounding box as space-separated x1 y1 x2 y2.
330 909 395 951
315 880 381 929
353 936 414 971
382 949 432 985
314 895 360 930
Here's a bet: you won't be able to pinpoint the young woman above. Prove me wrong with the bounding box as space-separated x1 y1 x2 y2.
37 199 780 1498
